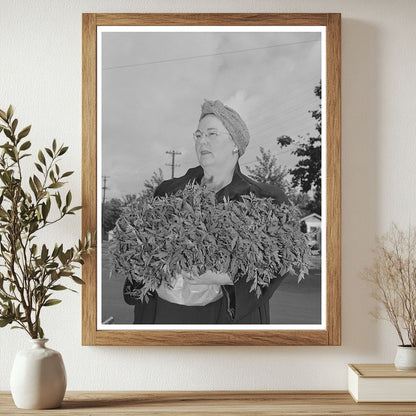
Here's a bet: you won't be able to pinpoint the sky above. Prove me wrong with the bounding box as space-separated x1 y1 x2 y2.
101 29 322 200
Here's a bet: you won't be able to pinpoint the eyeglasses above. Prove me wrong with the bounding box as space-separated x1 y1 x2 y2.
193 130 230 142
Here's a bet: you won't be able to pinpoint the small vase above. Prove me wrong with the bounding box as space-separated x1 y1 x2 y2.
10 338 67 409
394 345 416 371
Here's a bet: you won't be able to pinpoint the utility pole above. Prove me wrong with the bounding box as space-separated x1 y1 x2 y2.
102 176 110 204
165 150 182 179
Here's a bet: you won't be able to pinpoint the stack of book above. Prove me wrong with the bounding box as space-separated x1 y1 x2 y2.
348 364 416 402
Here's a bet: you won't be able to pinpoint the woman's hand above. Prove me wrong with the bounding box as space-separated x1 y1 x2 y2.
156 271 228 306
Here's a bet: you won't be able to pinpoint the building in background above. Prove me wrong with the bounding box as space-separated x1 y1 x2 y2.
301 213 321 252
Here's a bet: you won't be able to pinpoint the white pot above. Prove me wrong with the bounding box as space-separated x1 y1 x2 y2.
10 339 67 409
394 345 416 371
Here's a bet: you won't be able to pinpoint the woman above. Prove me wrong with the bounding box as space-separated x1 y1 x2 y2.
124 99 289 324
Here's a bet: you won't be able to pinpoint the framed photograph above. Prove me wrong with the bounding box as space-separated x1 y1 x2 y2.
82 13 341 346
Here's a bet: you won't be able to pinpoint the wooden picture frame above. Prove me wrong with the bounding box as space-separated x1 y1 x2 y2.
82 13 341 346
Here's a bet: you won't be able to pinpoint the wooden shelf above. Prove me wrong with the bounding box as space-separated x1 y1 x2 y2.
2 391 416 415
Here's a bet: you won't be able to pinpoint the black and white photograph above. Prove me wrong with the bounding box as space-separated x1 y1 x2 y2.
97 26 326 329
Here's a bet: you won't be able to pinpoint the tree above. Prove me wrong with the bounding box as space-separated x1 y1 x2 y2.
140 168 164 199
102 198 122 235
121 194 136 207
246 147 291 194
291 192 314 216
246 147 317 212
102 169 165 238
277 82 322 214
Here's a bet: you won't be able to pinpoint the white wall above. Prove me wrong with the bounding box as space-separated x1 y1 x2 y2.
1 0 416 391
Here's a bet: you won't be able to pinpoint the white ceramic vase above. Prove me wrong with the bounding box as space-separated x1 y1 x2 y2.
10 338 67 409
394 345 416 371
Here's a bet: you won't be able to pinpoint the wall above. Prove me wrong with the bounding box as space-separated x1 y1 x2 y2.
1 0 415 390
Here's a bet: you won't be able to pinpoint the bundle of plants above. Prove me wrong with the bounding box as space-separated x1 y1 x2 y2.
109 183 312 302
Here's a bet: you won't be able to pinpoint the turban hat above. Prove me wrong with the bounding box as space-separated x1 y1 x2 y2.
199 99 250 156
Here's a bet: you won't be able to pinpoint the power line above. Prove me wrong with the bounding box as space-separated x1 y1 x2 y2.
247 95 319 130
103 39 320 71
247 112 317 144
248 91 319 124
245 77 321 121
247 122 316 154
245 112 318 153
249 115 316 143
248 98 319 132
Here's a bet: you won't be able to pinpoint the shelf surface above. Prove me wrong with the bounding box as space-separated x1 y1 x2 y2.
1 391 416 415
349 363 416 378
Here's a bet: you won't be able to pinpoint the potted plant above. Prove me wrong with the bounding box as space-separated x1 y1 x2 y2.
0 105 94 408
363 223 416 370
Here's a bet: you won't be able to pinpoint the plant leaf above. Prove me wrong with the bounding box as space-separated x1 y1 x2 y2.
20 140 31 151
48 182 64 189
65 191 72 207
38 150 46 165
50 284 68 291
18 126 31 140
0 317 13 327
4 129 12 140
11 118 18 133
55 192 62 208
41 244 48 262
61 171 74 178
71 276 85 285
33 175 43 192
6 105 14 121
69 206 82 213
43 299 62 307
38 325 44 338
29 177 38 197
41 202 50 220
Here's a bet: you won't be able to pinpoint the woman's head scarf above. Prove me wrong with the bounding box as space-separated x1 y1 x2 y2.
199 99 250 156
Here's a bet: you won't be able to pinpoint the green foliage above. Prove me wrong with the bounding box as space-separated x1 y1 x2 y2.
245 147 315 216
102 198 123 234
102 169 164 237
277 82 322 214
109 183 312 302
141 168 164 199
246 147 291 193
0 105 95 338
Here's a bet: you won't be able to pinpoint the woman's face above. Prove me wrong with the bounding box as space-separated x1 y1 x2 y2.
194 114 237 171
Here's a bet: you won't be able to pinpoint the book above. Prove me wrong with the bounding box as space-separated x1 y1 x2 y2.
348 364 416 402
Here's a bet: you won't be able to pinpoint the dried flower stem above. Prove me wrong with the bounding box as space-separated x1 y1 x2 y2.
363 223 416 346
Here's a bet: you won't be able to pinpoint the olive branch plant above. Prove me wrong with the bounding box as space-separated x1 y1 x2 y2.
0 105 94 339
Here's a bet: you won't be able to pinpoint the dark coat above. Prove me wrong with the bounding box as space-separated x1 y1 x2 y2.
124 163 289 324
